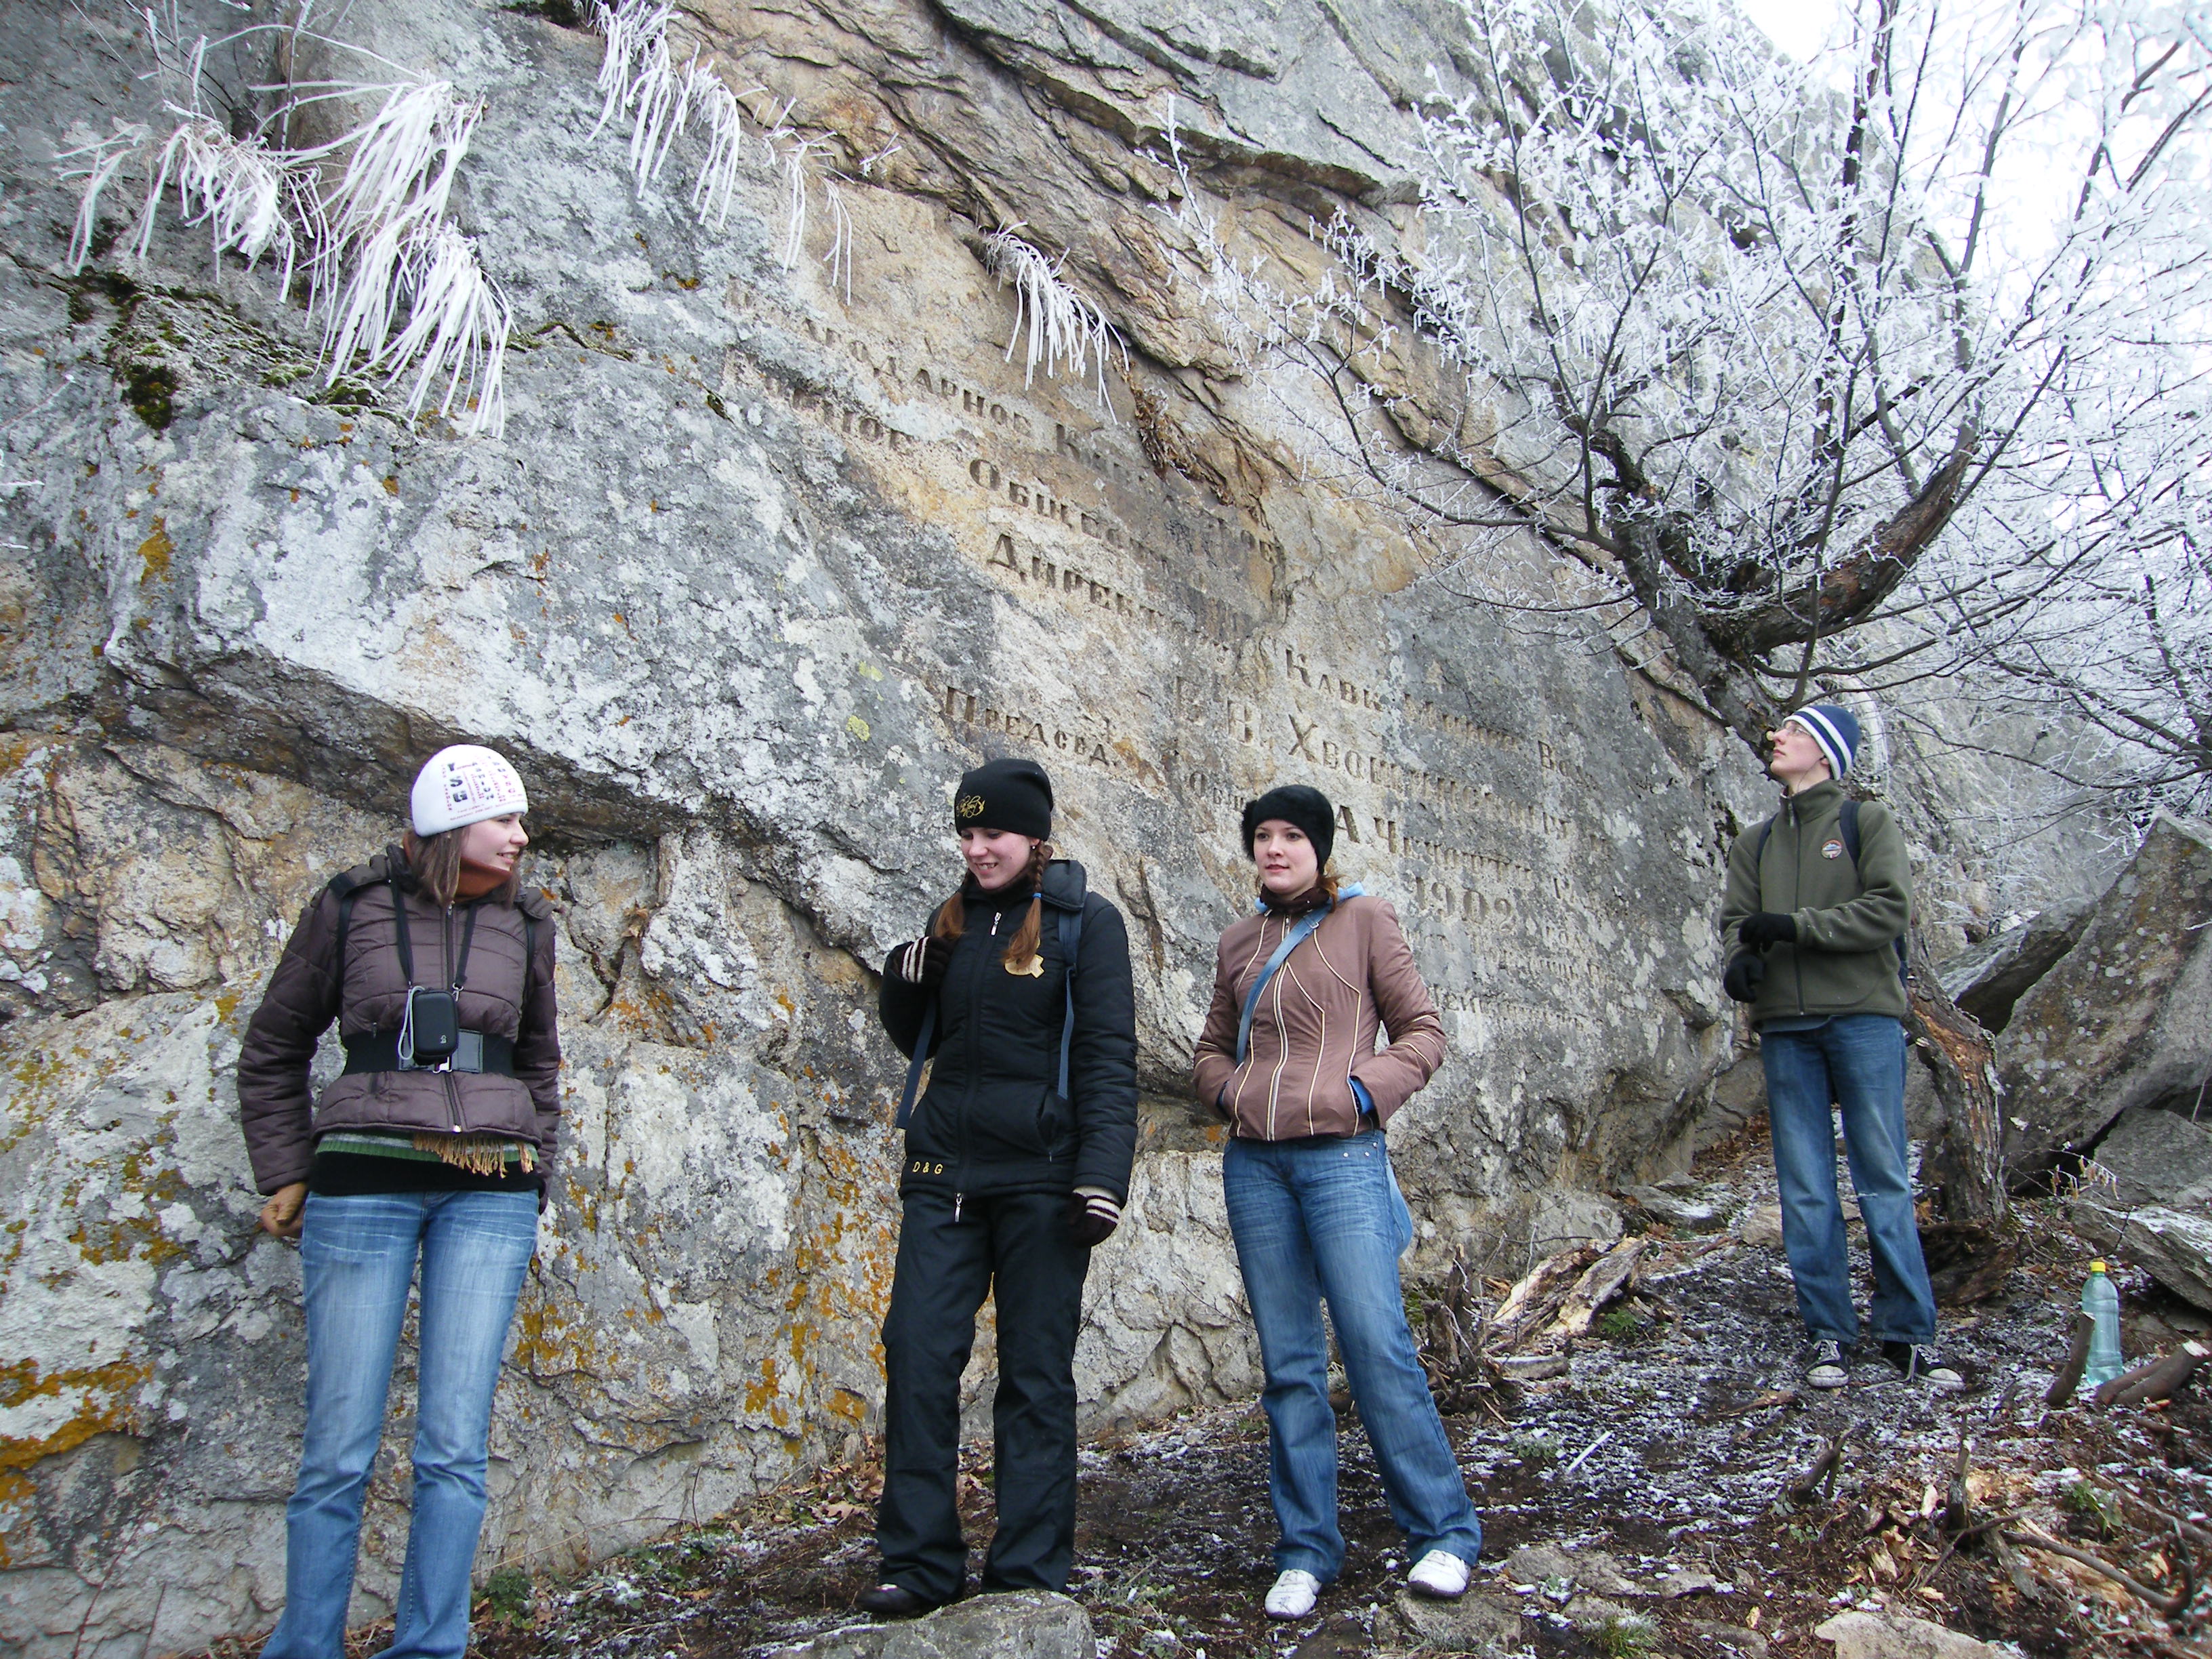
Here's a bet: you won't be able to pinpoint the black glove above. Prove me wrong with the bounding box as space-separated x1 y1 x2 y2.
1067 1190 1121 1248
1723 952 1765 1003
1739 912 1799 951
887 935 951 987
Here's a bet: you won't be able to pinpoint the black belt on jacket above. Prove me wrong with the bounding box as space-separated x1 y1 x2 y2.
342 1031 516 1077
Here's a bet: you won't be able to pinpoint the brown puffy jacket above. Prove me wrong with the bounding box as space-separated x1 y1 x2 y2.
236 848 561 1193
1191 893 1447 1141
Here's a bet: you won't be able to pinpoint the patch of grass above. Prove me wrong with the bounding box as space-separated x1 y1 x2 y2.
2061 1479 2120 1537
1591 1613 1658 1658
476 1566 534 1627
1596 1305 1644 1342
1511 1433 1557 1469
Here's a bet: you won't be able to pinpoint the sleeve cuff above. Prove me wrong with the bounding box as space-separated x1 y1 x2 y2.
1349 1078 1376 1119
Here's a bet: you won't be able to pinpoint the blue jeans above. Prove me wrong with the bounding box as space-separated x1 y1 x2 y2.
1762 1015 1939 1346
260 1190 539 1659
1223 1135 1481 1582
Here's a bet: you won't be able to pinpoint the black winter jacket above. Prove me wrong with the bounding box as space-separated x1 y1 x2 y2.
880 859 1138 1204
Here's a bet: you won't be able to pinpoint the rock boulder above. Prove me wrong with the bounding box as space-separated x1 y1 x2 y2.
2070 1204 2212 1313
1999 815 2212 1176
1937 897 2092 1034
2087 1108 2212 1212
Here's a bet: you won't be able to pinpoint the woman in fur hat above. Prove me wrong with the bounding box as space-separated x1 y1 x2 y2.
237 744 560 1659
1192 784 1479 1620
863 756 1138 1616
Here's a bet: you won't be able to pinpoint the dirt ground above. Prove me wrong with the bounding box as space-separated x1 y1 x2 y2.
271 1129 2211 1659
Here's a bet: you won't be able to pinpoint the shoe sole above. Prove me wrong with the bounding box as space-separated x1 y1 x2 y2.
1408 1582 1469 1600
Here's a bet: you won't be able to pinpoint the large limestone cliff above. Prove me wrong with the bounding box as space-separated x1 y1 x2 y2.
0 1 2071 1650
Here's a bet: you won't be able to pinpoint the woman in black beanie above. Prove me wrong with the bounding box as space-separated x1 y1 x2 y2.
862 756 1139 1615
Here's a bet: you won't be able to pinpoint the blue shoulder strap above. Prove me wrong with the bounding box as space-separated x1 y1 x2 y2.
1235 886 1363 1066
895 901 1085 1131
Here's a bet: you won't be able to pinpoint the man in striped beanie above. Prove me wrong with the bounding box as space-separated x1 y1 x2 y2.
1720 703 1963 1393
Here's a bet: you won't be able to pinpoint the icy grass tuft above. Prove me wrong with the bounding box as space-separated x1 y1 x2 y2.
58 18 510 436
985 227 1126 417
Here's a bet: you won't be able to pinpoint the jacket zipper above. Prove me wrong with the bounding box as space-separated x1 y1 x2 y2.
952 905 1005 1223
441 903 464 1134
1788 797 1806 1016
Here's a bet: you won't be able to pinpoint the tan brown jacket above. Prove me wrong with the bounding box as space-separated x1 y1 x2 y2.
1191 894 1446 1140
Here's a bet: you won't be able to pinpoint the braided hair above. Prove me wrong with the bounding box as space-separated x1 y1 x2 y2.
930 840 1052 968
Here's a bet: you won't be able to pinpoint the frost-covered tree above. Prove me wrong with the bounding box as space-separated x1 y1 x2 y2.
1203 0 2212 815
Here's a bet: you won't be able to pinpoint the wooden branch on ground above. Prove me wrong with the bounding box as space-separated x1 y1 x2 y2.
1784 1430 1849 1504
2004 1528 2194 1616
2046 1313 2095 1408
2105 1340 2207 1408
2093 1355 2171 1408
1940 1435 1973 1534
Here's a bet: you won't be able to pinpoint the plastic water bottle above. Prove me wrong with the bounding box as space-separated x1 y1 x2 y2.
2081 1260 2125 1391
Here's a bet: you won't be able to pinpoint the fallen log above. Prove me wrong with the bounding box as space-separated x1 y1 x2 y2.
2106 1340 2207 1408
1486 1246 1597 1351
1548 1237 1649 1339
2045 1313 2095 1408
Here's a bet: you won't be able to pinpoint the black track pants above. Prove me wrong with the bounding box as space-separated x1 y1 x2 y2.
876 1188 1090 1603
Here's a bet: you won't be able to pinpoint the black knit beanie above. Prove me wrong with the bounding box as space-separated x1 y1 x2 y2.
953 757 1054 840
1241 785 1334 868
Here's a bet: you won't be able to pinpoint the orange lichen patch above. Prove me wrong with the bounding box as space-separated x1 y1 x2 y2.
511 1284 617 1382
0 1356 152 1565
136 519 173 585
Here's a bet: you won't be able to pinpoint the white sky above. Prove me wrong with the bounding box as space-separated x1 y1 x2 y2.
1734 0 1844 61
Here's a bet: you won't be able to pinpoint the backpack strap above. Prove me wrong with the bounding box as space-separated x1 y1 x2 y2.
324 869 369 1009
1057 905 1083 1101
1837 798 1910 987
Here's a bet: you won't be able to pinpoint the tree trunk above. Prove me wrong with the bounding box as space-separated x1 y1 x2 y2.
1908 966 2009 1227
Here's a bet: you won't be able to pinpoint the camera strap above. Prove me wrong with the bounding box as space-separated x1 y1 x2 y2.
387 873 481 992
390 873 417 985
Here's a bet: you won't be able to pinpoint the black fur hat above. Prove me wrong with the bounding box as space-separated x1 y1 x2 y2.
1241 785 1334 868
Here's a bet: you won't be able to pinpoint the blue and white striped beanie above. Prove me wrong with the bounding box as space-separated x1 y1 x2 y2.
1786 703 1861 780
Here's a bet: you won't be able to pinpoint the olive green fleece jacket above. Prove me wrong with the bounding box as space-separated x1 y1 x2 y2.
1721 781 1912 1024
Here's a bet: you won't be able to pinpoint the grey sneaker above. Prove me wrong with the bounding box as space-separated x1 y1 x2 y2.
1802 1338 1849 1389
1881 1341 1965 1391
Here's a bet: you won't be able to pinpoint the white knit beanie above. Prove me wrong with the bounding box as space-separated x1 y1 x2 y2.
410 745 529 836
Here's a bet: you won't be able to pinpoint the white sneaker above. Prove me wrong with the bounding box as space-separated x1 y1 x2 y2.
1408 1549 1471 1599
1264 1568 1323 1619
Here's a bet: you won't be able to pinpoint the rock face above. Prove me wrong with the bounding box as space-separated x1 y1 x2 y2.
0 1 2087 1652
760 1592 1093 1659
1999 815 2212 1176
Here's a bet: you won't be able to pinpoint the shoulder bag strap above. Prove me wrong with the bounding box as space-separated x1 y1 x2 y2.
1235 907 1329 1067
